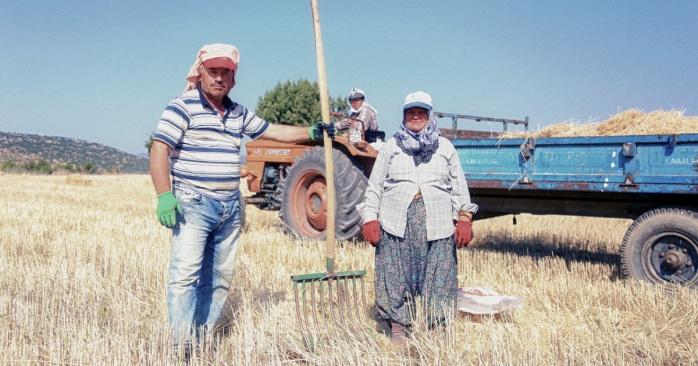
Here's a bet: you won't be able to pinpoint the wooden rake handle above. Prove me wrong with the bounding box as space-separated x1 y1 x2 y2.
310 0 336 273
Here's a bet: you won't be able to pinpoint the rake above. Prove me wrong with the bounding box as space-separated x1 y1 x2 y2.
290 0 368 344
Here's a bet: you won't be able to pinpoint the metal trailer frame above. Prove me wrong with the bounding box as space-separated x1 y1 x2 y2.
455 134 698 219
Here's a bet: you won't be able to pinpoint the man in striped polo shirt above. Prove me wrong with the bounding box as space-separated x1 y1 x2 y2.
149 43 333 348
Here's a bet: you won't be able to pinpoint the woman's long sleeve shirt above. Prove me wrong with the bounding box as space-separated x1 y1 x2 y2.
357 137 478 241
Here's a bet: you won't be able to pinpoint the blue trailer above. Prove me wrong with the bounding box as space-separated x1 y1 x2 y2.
452 130 698 288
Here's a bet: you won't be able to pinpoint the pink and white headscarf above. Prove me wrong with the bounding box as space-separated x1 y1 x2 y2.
183 43 240 92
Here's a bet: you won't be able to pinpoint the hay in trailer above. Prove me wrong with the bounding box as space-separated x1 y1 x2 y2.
502 108 698 138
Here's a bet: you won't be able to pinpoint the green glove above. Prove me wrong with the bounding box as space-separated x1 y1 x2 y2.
308 122 336 141
156 191 180 228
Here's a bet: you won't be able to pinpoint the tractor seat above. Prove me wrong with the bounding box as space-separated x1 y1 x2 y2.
364 130 385 143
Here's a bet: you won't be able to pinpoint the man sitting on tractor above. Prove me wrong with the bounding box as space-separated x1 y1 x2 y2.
333 88 379 143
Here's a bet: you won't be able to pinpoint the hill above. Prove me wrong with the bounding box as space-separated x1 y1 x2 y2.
0 131 148 173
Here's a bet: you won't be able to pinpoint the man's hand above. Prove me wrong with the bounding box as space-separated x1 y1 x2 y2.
363 220 381 247
308 122 336 141
454 219 473 248
156 191 180 228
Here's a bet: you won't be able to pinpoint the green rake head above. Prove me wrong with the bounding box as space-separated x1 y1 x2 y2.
291 270 368 345
290 270 367 283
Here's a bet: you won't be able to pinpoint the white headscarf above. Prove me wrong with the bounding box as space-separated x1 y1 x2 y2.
347 87 378 115
183 43 240 92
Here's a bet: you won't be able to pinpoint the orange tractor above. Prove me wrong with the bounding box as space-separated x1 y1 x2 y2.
242 117 385 240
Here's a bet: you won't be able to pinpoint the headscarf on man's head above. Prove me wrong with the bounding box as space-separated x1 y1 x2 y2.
393 91 440 165
184 43 240 92
346 87 378 116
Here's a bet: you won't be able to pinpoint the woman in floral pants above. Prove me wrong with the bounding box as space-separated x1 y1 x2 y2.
357 91 478 344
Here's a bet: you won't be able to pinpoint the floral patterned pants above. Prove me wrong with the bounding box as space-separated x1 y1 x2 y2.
374 198 458 326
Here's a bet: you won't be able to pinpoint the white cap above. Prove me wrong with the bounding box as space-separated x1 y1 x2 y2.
403 91 432 111
347 88 366 101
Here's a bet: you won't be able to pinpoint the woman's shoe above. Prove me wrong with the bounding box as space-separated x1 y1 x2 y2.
390 321 407 345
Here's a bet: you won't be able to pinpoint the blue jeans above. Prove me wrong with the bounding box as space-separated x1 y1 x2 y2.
167 187 241 343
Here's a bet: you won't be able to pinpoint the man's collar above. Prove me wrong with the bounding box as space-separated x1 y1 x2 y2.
196 85 234 110
223 95 234 108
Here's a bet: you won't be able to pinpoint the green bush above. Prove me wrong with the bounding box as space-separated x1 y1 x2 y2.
1 161 17 171
24 160 53 174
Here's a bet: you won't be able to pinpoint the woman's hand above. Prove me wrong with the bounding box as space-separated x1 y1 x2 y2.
362 220 381 247
454 219 473 248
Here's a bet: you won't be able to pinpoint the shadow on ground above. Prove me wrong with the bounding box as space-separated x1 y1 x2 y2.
473 233 623 280
215 288 287 334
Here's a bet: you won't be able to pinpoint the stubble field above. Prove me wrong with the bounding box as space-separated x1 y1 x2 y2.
1 174 696 365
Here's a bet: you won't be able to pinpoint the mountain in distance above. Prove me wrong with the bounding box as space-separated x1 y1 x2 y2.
0 131 148 173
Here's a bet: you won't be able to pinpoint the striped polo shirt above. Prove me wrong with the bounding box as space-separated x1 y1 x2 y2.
152 87 269 201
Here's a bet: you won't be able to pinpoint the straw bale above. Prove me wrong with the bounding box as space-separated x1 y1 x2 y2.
65 175 93 186
502 108 698 138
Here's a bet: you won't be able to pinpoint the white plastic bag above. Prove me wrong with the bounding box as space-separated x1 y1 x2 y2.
457 287 524 315
369 139 384 151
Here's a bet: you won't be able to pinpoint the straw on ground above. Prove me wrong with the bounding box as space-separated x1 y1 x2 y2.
1 175 697 365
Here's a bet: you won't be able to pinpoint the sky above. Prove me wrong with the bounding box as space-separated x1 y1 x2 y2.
1 1 697 154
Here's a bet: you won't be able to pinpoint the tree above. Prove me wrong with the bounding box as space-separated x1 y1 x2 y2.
82 163 96 174
1 160 17 171
25 160 53 174
256 79 347 126
144 137 153 154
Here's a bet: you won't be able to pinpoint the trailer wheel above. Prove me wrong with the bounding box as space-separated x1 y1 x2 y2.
620 208 698 288
279 147 367 241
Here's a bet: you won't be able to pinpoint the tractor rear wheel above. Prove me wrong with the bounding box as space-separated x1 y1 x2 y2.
620 208 698 288
279 147 367 241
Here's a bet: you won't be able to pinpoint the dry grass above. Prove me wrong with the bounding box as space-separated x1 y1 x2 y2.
504 108 698 138
1 175 697 365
